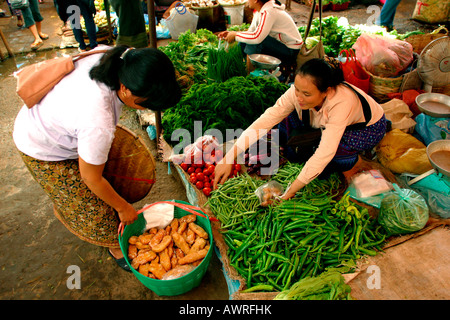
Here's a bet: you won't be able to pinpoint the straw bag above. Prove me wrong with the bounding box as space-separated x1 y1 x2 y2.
296 0 325 69
15 49 108 108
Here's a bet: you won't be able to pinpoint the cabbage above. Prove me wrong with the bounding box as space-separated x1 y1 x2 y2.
378 184 429 235
305 36 320 50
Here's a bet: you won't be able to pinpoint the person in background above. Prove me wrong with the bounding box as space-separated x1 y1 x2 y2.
19 0 48 50
377 0 402 32
13 46 181 271
5 0 24 28
69 0 98 52
110 0 148 48
214 58 387 200
218 0 302 72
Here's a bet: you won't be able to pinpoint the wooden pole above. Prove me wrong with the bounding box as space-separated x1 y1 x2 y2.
146 1 162 143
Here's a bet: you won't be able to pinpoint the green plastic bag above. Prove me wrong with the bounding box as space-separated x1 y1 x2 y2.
378 184 429 235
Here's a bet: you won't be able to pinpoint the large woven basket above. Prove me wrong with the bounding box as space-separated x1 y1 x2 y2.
405 29 448 55
364 67 405 103
103 124 156 203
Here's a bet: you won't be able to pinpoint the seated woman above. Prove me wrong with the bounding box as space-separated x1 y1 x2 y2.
218 0 303 72
214 58 387 200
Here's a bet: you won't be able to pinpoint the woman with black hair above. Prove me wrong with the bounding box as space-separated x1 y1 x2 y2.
13 46 181 270
217 0 302 71
214 58 387 199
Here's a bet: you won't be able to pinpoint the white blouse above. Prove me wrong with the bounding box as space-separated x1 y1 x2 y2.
13 47 123 165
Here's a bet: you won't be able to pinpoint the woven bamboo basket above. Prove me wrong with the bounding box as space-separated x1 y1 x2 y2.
364 67 405 103
405 29 448 55
103 124 156 204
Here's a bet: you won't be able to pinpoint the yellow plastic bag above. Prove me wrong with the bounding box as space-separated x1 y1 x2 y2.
375 129 433 174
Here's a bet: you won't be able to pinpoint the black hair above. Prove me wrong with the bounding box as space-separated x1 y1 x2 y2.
296 58 344 93
89 46 181 111
260 0 282 4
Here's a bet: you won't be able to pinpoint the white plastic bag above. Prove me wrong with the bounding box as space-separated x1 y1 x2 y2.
165 3 199 40
142 202 174 231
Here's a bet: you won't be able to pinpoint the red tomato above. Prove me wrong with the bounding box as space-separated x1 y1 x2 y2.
204 182 211 188
195 167 202 174
233 164 241 172
190 176 197 184
196 172 205 181
202 187 212 196
203 168 211 176
180 163 189 171
207 165 215 175
233 169 238 176
187 166 195 174
195 181 204 189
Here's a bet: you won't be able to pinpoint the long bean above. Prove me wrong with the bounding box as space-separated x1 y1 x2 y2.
210 164 388 293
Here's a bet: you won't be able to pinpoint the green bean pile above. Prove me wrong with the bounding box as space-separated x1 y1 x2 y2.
207 163 387 292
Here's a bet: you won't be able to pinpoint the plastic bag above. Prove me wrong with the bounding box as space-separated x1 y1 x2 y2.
380 99 416 133
412 0 450 24
156 19 171 39
165 3 199 40
378 184 429 235
161 265 196 280
255 181 284 206
414 113 450 146
142 202 174 231
350 169 392 198
375 129 433 174
399 173 450 219
352 34 414 78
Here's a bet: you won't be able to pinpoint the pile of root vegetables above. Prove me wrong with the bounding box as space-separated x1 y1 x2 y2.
127 215 210 280
207 162 387 292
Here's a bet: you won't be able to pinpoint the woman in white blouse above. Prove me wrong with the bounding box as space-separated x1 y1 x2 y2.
13 46 181 271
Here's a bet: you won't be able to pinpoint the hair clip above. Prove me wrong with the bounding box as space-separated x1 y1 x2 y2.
120 47 135 60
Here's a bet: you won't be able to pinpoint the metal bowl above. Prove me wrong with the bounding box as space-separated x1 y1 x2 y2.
426 139 450 177
416 93 450 118
248 54 282 70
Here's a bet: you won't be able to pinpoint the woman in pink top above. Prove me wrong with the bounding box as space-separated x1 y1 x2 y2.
214 58 387 199
218 0 302 70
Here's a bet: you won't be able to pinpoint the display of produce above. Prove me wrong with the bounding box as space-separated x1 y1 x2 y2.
208 162 387 291
159 29 219 92
161 76 288 147
127 214 210 280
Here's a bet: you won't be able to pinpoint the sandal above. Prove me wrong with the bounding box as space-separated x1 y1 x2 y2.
31 41 43 51
39 34 49 40
108 249 131 272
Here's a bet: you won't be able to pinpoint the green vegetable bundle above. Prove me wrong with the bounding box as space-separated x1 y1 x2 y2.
274 266 354 300
162 76 288 147
159 29 219 92
378 185 429 235
207 43 247 83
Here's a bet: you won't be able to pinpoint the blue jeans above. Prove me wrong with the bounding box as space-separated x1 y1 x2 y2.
377 0 402 28
70 0 98 50
240 36 299 66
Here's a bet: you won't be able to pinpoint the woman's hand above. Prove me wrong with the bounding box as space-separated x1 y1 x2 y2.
217 31 229 39
117 202 138 226
224 31 237 43
280 179 306 201
79 157 138 226
213 163 233 190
